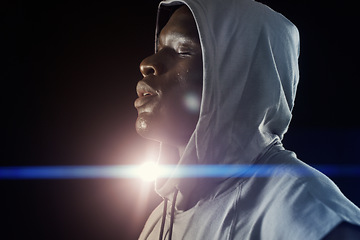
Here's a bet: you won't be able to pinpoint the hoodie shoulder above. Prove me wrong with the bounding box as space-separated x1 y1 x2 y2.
233 148 360 239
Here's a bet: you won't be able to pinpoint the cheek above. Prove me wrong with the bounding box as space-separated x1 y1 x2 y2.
177 65 203 114
177 62 202 86
160 83 201 129
161 56 203 114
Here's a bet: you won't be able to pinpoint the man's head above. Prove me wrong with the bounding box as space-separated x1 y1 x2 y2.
134 6 202 149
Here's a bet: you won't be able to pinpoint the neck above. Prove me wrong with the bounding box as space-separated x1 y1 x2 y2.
158 142 188 165
158 143 180 165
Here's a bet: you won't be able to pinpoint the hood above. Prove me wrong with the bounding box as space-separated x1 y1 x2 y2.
154 0 300 207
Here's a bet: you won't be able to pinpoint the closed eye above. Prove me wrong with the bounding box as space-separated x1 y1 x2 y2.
177 49 192 57
178 52 191 56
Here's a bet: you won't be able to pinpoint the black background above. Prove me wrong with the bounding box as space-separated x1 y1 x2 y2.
2 0 360 239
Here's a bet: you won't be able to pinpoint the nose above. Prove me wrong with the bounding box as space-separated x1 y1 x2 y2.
139 53 164 77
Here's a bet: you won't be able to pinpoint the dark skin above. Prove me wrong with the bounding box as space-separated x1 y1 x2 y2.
134 6 202 158
135 4 360 239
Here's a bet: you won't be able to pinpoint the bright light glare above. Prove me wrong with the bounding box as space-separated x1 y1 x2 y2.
137 161 160 182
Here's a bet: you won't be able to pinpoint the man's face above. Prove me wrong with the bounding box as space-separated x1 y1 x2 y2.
134 6 202 148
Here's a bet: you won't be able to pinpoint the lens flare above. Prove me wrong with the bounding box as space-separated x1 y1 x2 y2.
137 161 160 182
0 164 359 180
183 92 201 113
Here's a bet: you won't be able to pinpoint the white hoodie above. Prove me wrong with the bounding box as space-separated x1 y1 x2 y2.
139 0 360 239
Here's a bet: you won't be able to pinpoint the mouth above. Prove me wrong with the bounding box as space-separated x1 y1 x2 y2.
134 80 158 109
136 80 157 98
138 91 154 98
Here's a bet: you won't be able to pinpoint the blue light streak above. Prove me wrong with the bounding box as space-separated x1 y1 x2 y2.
0 164 359 180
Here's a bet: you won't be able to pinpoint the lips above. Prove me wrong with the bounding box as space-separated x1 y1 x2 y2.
134 94 157 109
134 80 158 109
136 80 157 97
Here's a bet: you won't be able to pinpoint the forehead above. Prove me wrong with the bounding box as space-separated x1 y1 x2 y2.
158 7 199 45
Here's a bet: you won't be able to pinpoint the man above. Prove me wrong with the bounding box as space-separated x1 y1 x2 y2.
134 0 360 239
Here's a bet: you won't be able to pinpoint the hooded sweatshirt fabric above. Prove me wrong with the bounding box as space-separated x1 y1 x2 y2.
139 0 360 239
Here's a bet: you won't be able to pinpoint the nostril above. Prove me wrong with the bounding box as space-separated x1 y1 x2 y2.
143 65 156 77
140 62 156 77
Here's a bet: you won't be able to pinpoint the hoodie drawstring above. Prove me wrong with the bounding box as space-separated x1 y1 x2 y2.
169 189 178 240
159 188 179 240
159 198 168 240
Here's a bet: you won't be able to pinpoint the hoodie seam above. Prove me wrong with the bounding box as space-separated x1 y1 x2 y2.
228 183 242 240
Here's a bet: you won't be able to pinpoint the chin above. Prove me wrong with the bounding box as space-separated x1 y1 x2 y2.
135 115 161 141
135 116 151 137
135 113 195 148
